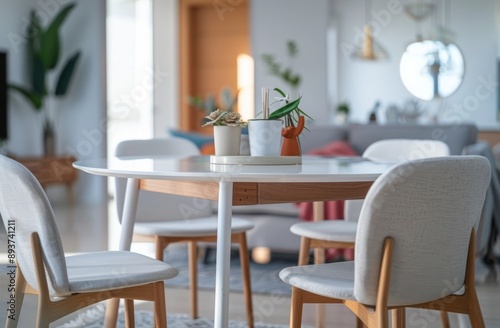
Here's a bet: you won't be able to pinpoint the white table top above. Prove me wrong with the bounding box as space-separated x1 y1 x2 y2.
74 155 393 183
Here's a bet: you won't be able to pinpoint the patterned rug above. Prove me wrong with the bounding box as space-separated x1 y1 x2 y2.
55 303 290 328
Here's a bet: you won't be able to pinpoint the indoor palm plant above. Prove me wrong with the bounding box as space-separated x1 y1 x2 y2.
9 3 81 156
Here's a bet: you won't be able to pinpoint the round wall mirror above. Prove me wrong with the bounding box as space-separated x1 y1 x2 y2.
400 40 464 101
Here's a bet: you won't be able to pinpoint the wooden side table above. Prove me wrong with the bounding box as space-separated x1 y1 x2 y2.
14 155 78 203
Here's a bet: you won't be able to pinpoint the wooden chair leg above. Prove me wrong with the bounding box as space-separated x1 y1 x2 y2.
314 240 326 328
188 241 198 319
104 298 120 328
238 233 254 328
466 288 486 328
36 311 50 328
298 237 311 266
153 281 167 328
440 311 450 328
464 230 485 328
290 287 304 328
392 308 406 328
155 236 167 261
124 299 135 328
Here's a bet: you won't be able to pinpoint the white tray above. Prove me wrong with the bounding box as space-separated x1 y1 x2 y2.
210 155 302 165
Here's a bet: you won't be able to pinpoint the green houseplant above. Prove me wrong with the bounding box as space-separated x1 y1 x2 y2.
268 87 312 156
262 41 301 93
9 3 81 155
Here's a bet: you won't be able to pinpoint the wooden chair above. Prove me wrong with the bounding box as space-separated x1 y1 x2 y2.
0 155 178 328
280 156 490 327
114 138 254 327
290 139 450 327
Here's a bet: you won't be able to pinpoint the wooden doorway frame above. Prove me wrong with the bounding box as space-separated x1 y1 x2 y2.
179 0 249 132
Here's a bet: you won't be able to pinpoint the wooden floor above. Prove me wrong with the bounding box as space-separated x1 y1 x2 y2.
0 201 499 327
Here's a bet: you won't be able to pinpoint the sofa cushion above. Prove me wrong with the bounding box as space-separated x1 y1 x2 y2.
299 124 349 154
348 123 478 155
308 140 358 156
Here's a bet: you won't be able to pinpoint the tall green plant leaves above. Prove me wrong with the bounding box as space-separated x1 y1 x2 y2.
28 11 44 94
39 3 77 70
55 52 80 96
8 85 42 110
32 56 46 96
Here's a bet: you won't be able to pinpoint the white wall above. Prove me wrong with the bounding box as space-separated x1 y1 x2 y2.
250 0 499 128
251 0 331 123
332 0 498 127
1 0 107 203
152 0 178 137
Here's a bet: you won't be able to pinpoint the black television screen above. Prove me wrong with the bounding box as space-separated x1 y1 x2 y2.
0 52 7 141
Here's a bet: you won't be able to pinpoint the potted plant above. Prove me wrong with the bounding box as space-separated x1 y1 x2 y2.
335 102 350 125
262 41 301 96
8 3 81 156
267 87 312 156
202 109 246 156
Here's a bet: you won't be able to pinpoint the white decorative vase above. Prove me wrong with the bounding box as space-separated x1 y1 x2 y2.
213 125 242 156
248 119 282 156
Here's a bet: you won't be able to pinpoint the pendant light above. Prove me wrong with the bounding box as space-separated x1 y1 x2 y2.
351 0 389 61
403 0 435 41
404 0 435 21
430 0 454 45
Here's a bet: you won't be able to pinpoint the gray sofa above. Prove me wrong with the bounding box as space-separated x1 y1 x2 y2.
235 123 481 255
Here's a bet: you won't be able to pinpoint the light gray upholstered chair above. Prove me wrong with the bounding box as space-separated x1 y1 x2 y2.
0 155 178 328
115 138 254 327
290 139 451 327
280 156 491 328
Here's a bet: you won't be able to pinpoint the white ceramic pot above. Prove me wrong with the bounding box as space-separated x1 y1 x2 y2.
213 125 242 156
248 119 282 156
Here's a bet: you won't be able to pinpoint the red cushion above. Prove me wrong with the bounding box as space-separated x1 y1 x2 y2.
307 140 358 157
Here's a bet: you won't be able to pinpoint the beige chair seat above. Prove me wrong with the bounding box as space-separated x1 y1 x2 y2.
65 251 177 293
281 261 356 301
290 221 357 243
134 217 254 237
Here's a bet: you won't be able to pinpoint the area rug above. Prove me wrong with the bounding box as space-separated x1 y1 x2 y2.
161 246 294 296
56 303 291 328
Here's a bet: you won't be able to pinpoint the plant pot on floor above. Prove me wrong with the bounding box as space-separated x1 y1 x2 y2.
43 120 56 156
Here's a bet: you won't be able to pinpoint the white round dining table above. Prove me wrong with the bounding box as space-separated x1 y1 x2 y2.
74 155 392 328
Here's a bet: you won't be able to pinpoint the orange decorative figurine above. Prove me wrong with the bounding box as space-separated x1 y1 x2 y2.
281 115 305 156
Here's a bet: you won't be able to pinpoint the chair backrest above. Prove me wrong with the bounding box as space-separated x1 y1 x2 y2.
114 137 213 223
344 139 451 222
353 156 490 306
362 139 450 164
0 155 70 295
